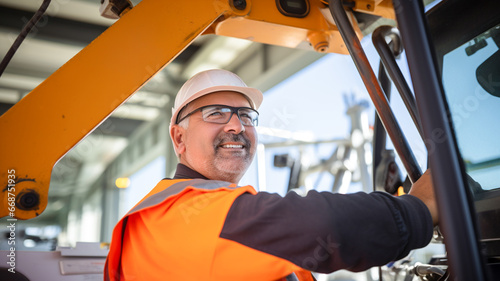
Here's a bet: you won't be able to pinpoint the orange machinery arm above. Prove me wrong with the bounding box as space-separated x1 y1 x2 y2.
0 0 394 219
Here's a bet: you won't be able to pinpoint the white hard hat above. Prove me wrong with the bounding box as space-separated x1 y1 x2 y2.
170 69 263 129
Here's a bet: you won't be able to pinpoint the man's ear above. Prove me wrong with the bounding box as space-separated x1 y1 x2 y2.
170 125 186 156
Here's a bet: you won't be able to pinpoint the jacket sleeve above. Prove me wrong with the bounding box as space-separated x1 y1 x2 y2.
220 190 433 273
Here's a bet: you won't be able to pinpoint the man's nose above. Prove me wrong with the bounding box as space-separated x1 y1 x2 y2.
223 113 245 134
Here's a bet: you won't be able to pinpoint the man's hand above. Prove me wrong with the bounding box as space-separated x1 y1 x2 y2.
408 169 438 226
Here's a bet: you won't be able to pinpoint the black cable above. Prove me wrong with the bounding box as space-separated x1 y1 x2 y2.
0 0 51 78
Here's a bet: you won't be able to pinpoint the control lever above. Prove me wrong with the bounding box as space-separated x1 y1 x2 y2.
374 150 403 194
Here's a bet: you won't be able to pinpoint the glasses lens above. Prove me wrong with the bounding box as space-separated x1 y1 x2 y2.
201 106 258 126
201 106 231 123
238 108 259 126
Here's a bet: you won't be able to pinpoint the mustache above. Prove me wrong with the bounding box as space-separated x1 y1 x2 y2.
214 133 251 150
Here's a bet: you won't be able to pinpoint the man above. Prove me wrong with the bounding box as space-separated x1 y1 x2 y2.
105 69 437 281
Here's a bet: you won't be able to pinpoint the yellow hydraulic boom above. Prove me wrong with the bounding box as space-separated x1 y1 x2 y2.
0 0 394 219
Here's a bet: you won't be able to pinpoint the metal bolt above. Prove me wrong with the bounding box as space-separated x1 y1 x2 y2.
18 191 40 210
233 0 247 10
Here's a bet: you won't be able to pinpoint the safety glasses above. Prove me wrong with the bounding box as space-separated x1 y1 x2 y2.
176 104 259 127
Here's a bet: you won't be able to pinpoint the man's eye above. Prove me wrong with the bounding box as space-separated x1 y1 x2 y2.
204 108 226 119
208 111 223 116
240 113 251 120
240 110 256 119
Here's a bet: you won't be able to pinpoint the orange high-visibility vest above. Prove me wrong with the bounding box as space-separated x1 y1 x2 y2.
105 179 314 281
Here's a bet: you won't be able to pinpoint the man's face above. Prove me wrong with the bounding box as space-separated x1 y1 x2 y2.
172 91 258 183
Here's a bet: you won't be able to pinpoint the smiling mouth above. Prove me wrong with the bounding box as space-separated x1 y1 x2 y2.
220 144 244 149
215 133 251 153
